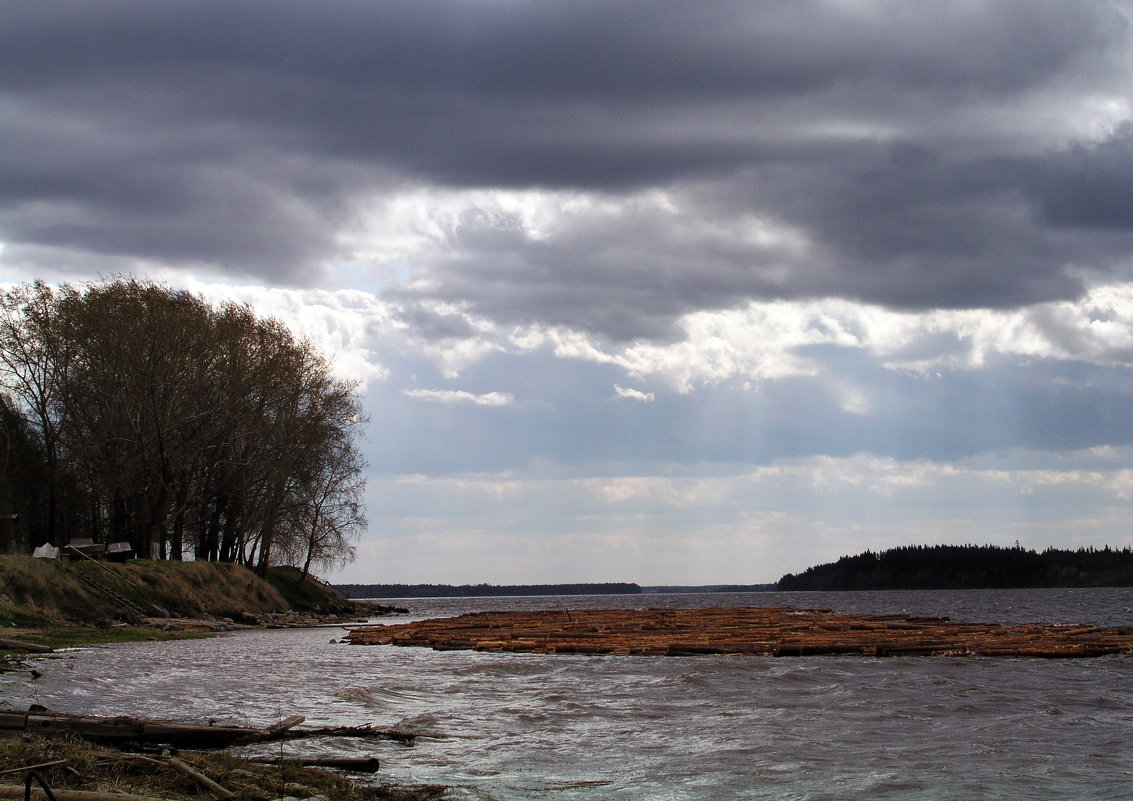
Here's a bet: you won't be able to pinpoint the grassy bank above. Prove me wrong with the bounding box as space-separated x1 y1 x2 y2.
0 555 360 631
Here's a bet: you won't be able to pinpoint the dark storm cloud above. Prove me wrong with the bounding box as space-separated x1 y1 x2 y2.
395 301 480 341
1022 126 1133 231
2 1 1131 330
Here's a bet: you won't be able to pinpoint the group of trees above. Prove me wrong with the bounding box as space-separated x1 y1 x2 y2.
777 544 1133 590
0 279 366 576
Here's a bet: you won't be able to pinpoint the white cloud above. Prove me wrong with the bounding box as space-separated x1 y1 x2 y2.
613 385 654 402
186 281 395 385
508 282 1133 392
404 388 515 407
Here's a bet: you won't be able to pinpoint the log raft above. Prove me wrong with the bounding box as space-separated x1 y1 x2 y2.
345 607 1133 658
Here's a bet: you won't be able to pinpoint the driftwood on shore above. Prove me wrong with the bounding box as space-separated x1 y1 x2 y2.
0 709 416 749
0 710 293 749
345 607 1133 658
0 785 170 801
0 639 53 654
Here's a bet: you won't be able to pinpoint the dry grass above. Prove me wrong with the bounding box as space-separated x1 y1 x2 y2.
0 559 84 626
0 556 345 628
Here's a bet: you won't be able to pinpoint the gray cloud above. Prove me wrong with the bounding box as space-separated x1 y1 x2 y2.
2 1 1132 334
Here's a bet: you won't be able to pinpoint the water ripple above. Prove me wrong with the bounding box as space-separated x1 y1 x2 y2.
11 588 1132 800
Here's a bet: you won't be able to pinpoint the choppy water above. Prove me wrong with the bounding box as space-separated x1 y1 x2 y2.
5 588 1132 800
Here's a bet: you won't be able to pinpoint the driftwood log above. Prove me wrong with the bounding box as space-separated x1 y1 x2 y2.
0 787 169 801
125 755 235 799
249 755 381 772
346 607 1133 658
0 640 53 654
0 709 416 749
0 710 273 749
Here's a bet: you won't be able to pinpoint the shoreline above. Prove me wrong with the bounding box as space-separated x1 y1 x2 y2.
1 609 442 801
2 603 403 658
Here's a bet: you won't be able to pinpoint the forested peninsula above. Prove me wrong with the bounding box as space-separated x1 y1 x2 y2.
777 544 1133 591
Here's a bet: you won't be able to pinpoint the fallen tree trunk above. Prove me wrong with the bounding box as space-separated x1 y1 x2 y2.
0 709 417 749
0 640 52 654
249 756 381 772
276 724 417 745
0 786 169 801
125 755 234 799
3 711 265 749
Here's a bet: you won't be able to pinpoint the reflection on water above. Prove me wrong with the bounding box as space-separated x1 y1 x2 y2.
5 588 1132 800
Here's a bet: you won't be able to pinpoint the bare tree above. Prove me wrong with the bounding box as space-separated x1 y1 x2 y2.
0 282 78 543
0 279 368 575
276 405 367 579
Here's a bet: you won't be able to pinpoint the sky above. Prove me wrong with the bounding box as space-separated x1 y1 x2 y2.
4 1 1133 585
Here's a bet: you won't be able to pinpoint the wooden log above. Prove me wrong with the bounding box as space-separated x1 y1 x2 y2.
250 756 380 772
346 607 1133 659
166 757 235 798
122 755 234 799
265 715 305 736
0 760 69 776
0 714 28 731
0 786 170 801
0 640 52 654
276 724 417 745
6 712 263 748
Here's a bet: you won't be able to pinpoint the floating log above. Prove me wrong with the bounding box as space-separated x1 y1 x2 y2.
276 724 417 745
345 607 1133 659
249 755 381 772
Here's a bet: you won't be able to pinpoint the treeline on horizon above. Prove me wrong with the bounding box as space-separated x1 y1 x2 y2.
337 582 643 599
777 544 1133 591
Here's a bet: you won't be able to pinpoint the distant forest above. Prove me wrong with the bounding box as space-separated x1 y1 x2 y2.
777 544 1133 591
337 582 643 599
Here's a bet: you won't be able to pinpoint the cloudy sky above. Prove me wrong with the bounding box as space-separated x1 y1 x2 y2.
4 1 1133 585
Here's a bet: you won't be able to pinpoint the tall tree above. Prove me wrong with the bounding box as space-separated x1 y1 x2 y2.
0 282 78 543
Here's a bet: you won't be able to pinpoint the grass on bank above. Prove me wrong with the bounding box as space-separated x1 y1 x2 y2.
0 734 447 801
0 555 352 630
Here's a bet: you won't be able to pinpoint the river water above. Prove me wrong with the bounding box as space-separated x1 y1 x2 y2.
5 588 1132 800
